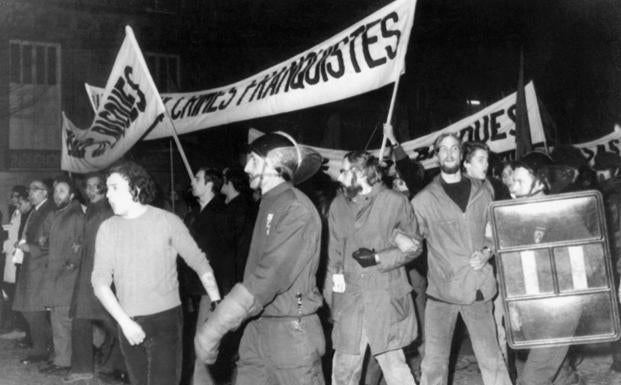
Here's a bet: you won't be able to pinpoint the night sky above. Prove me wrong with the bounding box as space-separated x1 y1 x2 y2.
165 0 621 165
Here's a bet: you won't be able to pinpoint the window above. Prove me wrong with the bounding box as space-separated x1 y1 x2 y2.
9 41 60 85
145 52 180 92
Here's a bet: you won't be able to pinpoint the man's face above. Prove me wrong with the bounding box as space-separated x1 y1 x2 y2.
28 181 47 206
106 173 134 216
437 136 461 174
510 166 540 198
338 158 364 198
244 152 269 190
9 191 20 208
220 178 231 196
18 198 32 213
191 170 211 197
53 182 73 209
85 176 104 203
464 149 489 180
501 164 514 189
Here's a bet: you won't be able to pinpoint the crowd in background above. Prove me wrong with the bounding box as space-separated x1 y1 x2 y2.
0 129 621 385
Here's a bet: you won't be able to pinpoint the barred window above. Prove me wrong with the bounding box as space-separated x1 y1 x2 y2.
9 41 60 85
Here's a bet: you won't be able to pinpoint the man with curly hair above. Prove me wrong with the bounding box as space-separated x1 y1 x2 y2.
91 161 220 385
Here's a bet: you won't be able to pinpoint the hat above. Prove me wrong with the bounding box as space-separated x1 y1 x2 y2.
550 145 588 170
519 151 554 175
248 132 322 185
593 152 621 171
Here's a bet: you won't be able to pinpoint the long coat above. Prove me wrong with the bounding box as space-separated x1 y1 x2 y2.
325 185 420 355
43 200 84 307
71 199 113 319
13 199 55 312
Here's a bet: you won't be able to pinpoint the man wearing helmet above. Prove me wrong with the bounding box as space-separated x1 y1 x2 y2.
195 132 326 385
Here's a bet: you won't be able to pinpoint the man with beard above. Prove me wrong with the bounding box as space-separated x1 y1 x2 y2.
411 133 511 385
508 154 585 385
39 176 85 376
195 132 325 385
67 173 127 384
12 179 55 365
92 161 220 385
326 151 420 385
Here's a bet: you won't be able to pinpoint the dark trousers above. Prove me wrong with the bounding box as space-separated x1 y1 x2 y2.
21 310 51 357
72 316 126 374
119 307 182 385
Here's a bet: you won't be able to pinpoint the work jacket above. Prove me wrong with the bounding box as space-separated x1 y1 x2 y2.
326 184 420 355
411 175 496 304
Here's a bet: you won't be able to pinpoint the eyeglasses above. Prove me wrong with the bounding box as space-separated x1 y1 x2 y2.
29 187 46 192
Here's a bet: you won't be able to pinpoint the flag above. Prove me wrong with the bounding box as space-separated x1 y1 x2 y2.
515 49 532 159
84 0 419 140
61 26 166 173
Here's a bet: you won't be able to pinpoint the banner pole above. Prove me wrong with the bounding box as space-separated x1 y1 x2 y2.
169 139 175 213
378 77 401 161
164 110 194 180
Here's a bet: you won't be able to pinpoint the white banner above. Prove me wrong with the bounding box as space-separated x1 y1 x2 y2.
571 124 621 166
86 0 418 140
251 81 546 178
61 26 167 173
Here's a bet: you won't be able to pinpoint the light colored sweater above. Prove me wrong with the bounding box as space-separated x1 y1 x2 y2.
91 205 212 316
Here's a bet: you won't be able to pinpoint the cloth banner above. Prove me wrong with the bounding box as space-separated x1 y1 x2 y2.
251 81 546 178
61 26 166 173
85 0 418 140
570 124 621 166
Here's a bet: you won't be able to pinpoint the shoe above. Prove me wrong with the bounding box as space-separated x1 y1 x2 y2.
20 354 48 365
40 364 70 375
98 369 130 384
63 372 94 383
15 338 32 349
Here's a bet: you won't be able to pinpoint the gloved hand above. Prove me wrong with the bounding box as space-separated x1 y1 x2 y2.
352 247 378 268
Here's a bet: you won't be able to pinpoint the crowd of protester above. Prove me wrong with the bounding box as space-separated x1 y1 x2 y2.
0 127 621 385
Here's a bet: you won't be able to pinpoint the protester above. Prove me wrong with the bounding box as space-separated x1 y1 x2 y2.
411 133 512 385
12 179 55 365
0 186 27 336
186 166 231 385
67 173 127 384
91 161 220 385
221 167 256 283
38 176 85 376
195 132 326 385
592 151 621 373
508 153 585 385
325 150 420 385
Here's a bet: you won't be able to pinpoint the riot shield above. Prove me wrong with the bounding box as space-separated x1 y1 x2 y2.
489 190 621 349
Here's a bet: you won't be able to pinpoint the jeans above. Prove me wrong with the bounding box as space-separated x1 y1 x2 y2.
420 299 512 385
119 307 182 385
332 322 416 385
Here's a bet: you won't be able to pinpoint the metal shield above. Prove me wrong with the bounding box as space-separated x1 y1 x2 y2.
489 190 621 349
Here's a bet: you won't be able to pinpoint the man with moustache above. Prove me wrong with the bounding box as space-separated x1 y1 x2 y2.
411 133 511 385
12 179 55 365
92 161 220 385
39 176 85 376
326 151 420 385
195 132 325 385
67 173 126 384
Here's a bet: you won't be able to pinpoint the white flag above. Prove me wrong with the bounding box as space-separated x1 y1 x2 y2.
61 26 166 173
